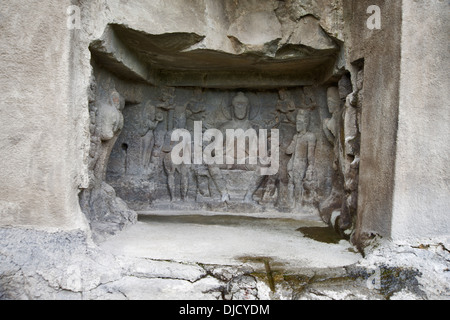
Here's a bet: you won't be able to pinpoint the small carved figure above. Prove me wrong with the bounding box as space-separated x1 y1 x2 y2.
185 88 211 199
303 86 318 110
302 166 318 208
139 102 163 170
319 70 363 237
93 89 125 181
319 86 343 223
158 87 176 131
338 69 363 235
276 89 297 124
323 87 341 146
162 102 190 201
80 82 137 239
286 109 317 209
271 89 299 209
186 87 206 130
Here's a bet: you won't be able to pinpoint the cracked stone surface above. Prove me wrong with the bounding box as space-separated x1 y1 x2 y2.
100 213 360 269
1 215 449 300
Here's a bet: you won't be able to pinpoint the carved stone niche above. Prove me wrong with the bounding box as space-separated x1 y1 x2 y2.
83 21 359 240
104 84 339 216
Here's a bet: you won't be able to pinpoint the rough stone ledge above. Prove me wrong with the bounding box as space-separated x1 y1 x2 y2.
1 227 448 300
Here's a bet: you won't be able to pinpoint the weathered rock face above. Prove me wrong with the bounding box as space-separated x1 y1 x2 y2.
1 227 447 300
78 0 363 240
0 0 88 231
1 0 449 301
87 0 344 86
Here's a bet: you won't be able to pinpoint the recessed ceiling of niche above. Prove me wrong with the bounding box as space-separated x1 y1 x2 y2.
89 24 339 89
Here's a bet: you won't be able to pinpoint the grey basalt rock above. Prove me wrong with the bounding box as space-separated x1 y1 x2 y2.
2 0 447 301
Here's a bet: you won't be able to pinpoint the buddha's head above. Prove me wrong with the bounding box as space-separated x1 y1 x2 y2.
232 92 249 120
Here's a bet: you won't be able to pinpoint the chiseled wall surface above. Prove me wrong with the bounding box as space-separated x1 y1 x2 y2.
392 0 450 245
0 1 88 230
343 0 403 245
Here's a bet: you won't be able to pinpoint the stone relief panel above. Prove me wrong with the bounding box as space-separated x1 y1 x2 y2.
80 61 362 241
105 84 340 216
